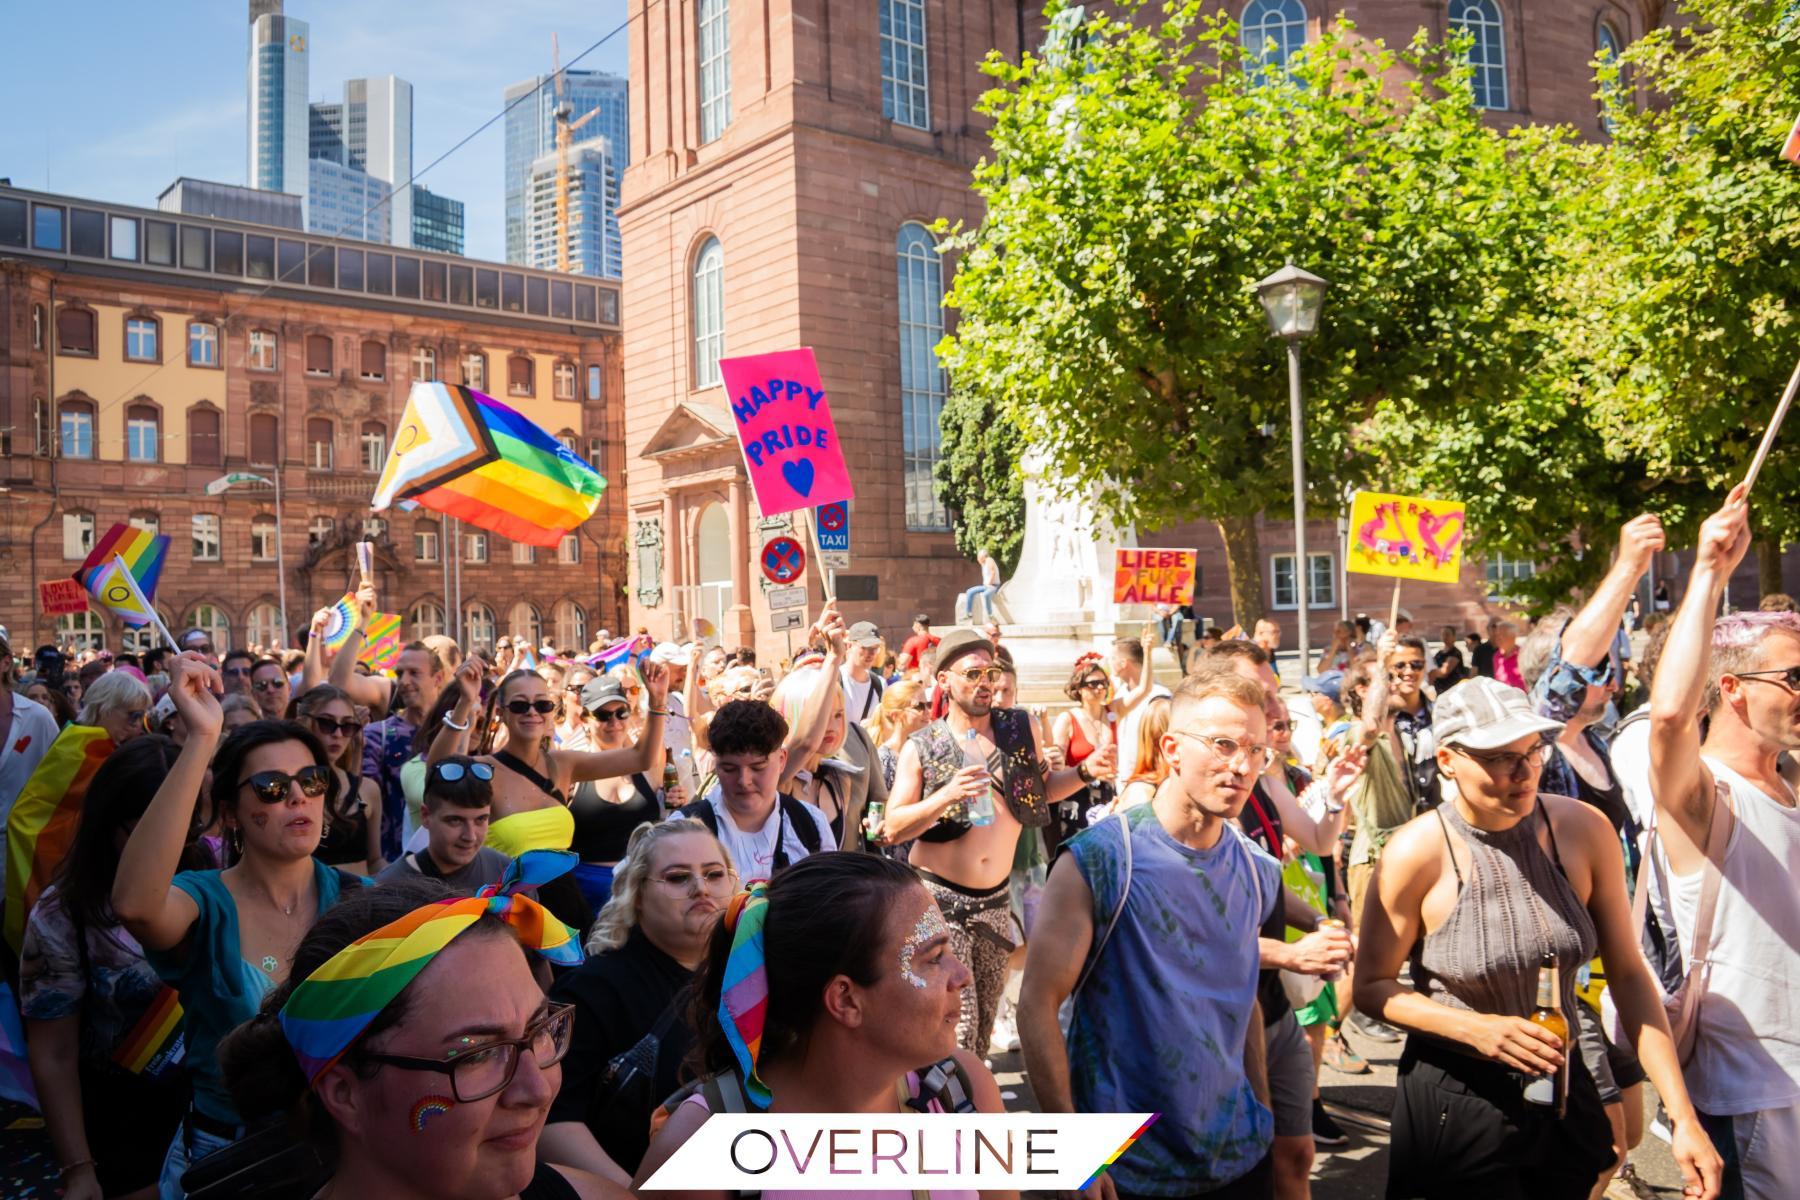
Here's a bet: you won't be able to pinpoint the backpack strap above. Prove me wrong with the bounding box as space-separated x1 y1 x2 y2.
779 793 823 855
1688 778 1736 972
679 798 721 836
905 1054 980 1114
1072 808 1134 1001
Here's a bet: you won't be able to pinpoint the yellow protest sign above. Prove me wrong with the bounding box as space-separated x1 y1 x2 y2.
1346 492 1468 584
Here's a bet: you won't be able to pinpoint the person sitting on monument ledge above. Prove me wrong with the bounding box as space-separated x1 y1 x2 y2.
885 628 1114 1058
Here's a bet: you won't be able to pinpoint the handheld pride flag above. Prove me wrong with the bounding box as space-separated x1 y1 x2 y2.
72 523 168 627
358 612 404 670
371 382 605 548
320 594 361 654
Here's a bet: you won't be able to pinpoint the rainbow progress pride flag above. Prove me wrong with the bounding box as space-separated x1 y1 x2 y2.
72 522 169 626
371 382 605 548
359 612 404 670
4 725 113 953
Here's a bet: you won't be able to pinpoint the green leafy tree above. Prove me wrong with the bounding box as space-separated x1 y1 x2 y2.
939 0 1564 626
935 387 1028 575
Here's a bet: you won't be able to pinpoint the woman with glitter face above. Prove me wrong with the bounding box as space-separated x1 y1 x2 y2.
636 854 1008 1198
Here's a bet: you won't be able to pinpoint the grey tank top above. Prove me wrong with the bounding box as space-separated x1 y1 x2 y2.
1414 798 1596 1030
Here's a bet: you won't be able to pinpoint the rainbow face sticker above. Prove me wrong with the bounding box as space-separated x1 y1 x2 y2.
410 1094 455 1132
899 905 950 990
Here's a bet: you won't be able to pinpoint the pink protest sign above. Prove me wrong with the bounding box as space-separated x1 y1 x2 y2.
718 347 855 517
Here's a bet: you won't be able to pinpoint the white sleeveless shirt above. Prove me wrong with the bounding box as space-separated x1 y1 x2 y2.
1665 758 1800 1114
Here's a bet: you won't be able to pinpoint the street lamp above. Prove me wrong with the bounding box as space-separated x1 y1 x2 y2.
205 470 288 648
1254 261 1329 679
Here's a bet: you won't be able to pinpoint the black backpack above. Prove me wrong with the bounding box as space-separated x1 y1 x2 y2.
679 794 823 871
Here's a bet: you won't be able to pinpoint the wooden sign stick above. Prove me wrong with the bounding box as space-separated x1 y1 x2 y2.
1388 578 1403 633
1743 354 1800 492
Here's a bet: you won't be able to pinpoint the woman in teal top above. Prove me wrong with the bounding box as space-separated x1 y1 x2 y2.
114 654 364 1197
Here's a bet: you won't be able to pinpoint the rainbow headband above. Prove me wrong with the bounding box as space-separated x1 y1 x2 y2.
718 882 773 1109
279 850 583 1084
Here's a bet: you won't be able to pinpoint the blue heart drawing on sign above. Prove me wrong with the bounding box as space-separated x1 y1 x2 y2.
782 459 815 497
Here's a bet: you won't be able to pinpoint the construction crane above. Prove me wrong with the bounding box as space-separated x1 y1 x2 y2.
551 33 599 275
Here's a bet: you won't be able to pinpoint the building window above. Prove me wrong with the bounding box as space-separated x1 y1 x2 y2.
411 600 447 640
126 404 160 462
1241 0 1308 81
512 540 535 565
1486 553 1536 595
466 532 489 563
189 406 222 466
558 534 580 565
464 603 497 649
462 352 487 392
250 412 280 465
556 430 577 452
1270 552 1336 609
122 618 168 656
507 355 534 397
509 601 542 645
415 519 440 562
187 603 231 654
57 611 106 652
193 513 222 561
32 304 44 350
412 345 436 381
35 396 51 456
1449 0 1508 111
554 362 576 400
880 0 930 129
692 237 725 389
60 401 95 459
63 511 96 559
586 436 603 464
251 516 278 561
1597 23 1624 132
125 316 160 362
305 333 333 375
308 515 335 547
245 602 283 651
554 599 586 650
57 307 96 356
362 517 386 541
360 340 386 381
360 422 387 472
188 322 220 368
248 329 278 371
129 511 160 537
697 0 733 143
307 418 334 469
586 364 602 401
897 222 949 530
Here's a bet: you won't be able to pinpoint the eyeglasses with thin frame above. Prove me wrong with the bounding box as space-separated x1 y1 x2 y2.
240 765 331 804
359 1004 575 1103
505 698 557 715
1452 742 1551 778
434 761 495 783
1170 730 1273 772
310 716 365 738
650 866 736 893
1732 666 1800 693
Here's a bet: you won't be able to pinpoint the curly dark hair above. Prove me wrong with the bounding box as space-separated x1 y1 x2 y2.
707 699 789 758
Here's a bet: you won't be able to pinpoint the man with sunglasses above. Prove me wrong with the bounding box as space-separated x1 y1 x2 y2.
887 628 1113 1057
219 649 256 700
376 755 511 894
248 656 291 720
1650 485 1800 1199
1386 635 1440 812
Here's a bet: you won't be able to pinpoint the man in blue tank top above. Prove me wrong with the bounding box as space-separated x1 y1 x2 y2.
1019 666 1286 1199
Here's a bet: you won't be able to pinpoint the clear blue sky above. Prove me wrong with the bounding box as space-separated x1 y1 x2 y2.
0 0 629 263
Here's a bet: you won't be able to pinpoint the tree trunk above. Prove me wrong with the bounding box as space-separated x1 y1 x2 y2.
1217 514 1265 633
1759 535 1785 600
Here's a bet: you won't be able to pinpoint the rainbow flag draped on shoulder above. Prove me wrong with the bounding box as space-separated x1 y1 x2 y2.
4 726 113 953
370 382 605 548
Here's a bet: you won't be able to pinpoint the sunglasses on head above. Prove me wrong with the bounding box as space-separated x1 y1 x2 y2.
434 761 495 782
505 698 557 715
310 716 364 737
240 764 331 804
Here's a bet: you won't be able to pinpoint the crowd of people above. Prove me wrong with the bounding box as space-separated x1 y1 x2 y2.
0 484 1795 1199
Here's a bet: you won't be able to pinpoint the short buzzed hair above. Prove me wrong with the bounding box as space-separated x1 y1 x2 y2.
1203 639 1269 668
402 641 445 675
1168 663 1267 730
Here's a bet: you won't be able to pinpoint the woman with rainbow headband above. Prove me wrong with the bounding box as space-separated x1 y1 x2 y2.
218 864 627 1200
634 853 1011 1199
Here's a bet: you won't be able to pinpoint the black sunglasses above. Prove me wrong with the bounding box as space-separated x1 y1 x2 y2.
310 716 364 737
591 707 630 724
1734 666 1800 692
505 699 557 715
434 761 495 782
240 764 331 804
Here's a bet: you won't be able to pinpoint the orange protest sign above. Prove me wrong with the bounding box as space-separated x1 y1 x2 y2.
1113 549 1198 606
39 579 89 615
1347 491 1468 584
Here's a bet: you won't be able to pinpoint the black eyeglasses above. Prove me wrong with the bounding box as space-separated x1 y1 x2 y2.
435 761 495 782
240 765 331 804
1733 666 1800 692
505 699 557 715
591 707 629 724
1453 742 1551 777
310 716 364 737
359 1004 574 1103
222 666 252 679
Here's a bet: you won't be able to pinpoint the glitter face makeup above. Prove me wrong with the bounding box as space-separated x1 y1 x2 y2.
899 905 949 990
410 1094 456 1132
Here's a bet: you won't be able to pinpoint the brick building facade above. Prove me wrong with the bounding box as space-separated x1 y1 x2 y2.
0 185 627 654
618 0 1699 658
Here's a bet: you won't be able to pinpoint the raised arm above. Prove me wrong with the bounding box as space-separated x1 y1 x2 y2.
1360 631 1400 758
1265 746 1364 856
112 655 215 952
779 605 847 788
300 606 332 694
558 662 670 783
1650 485 1750 874
1561 514 1664 670
428 657 486 766
1109 637 1160 717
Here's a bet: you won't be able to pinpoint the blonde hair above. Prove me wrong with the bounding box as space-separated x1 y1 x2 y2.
77 670 151 727
586 819 734 953
867 679 925 744
1128 695 1173 786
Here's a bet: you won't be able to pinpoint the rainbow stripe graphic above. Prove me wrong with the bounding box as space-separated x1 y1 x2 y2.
72 523 169 626
410 1095 456 1132
358 612 404 670
112 986 184 1077
1077 1113 1161 1192
321 594 361 654
371 382 605 548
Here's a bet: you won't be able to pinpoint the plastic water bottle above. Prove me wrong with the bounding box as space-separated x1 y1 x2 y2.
962 729 996 827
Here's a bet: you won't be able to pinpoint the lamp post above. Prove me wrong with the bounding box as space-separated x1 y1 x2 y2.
206 471 288 647
1254 262 1329 679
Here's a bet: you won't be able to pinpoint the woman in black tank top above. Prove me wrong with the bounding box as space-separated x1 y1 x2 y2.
295 686 383 873
566 678 669 912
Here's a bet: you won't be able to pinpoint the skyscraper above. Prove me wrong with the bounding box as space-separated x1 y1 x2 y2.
411 185 465 255
524 138 618 277
503 70 628 271
247 1 309 219
308 76 416 247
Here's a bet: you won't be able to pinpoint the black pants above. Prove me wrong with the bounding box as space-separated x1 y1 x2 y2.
1387 1036 1614 1200
1119 1151 1273 1200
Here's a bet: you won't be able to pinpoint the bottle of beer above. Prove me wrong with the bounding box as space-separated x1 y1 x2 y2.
1521 951 1568 1115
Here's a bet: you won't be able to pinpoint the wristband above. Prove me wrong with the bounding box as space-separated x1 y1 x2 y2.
59 1159 97 1178
647 708 672 717
442 714 469 732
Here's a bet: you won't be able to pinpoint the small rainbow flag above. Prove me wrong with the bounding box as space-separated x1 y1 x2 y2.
371 382 605 548
112 986 185 1077
358 612 404 670
4 725 113 952
587 633 652 673
72 523 169 626
321 593 361 654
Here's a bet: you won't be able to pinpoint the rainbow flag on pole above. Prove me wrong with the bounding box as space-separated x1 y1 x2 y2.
587 633 652 673
4 725 113 953
358 612 404 670
371 382 605 548
72 523 168 626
